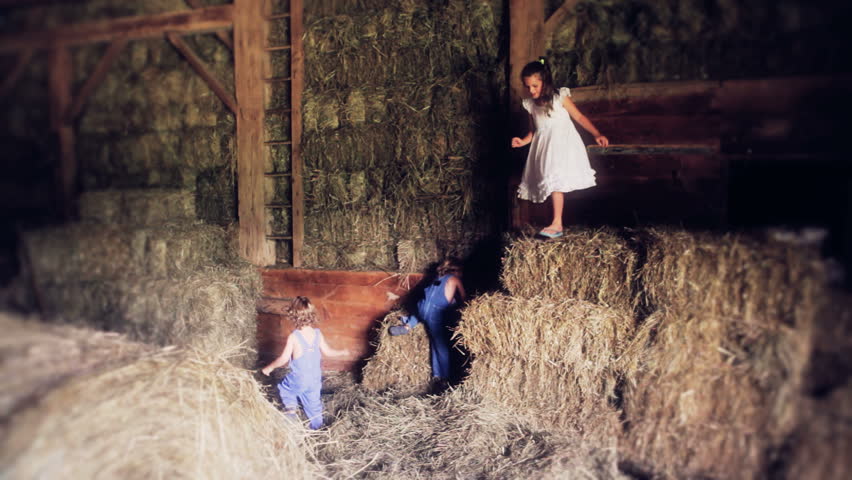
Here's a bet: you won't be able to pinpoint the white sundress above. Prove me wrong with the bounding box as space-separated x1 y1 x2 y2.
517 87 597 203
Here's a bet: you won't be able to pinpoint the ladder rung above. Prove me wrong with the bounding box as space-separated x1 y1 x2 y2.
265 13 291 20
264 140 292 146
265 203 292 208
266 235 293 240
265 45 291 52
264 172 292 177
265 76 292 83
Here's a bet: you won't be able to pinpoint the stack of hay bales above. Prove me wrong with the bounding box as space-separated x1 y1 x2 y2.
0 312 316 479
457 228 639 437
618 228 833 479
299 0 507 271
361 310 432 396
20 189 261 367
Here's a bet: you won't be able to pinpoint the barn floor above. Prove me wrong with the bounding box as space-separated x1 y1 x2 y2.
310 383 631 480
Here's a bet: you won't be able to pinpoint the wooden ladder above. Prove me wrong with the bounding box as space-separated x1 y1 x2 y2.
235 0 304 267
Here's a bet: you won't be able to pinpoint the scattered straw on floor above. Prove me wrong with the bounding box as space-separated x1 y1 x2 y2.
316 386 629 480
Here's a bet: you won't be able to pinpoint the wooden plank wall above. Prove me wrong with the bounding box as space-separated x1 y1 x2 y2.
515 75 850 229
258 269 422 371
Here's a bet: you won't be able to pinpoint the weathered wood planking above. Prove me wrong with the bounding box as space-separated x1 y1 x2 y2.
234 0 275 265
0 5 234 52
258 269 423 372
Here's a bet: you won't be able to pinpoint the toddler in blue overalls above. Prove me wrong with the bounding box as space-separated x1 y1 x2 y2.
390 258 467 382
261 296 348 429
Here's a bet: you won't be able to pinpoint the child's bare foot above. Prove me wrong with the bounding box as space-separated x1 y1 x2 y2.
538 225 564 238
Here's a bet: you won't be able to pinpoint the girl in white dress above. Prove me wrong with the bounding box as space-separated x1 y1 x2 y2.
511 58 609 238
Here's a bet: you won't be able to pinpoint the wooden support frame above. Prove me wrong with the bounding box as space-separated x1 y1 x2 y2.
0 49 34 99
0 4 233 52
48 47 76 220
184 0 233 50
234 0 275 265
65 37 127 121
166 32 237 114
290 0 305 268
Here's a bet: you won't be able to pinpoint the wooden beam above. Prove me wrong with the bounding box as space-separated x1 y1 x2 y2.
234 0 275 266
184 0 233 50
509 0 546 108
64 37 127 121
0 48 34 99
544 0 580 36
48 47 76 220
166 32 237 114
588 144 718 155
0 4 234 53
291 0 305 268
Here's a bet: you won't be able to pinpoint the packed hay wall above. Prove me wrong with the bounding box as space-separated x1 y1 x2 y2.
544 0 852 88
299 0 508 271
0 312 317 479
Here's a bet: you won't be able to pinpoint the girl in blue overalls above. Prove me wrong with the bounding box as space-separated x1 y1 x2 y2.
261 296 348 429
391 258 467 383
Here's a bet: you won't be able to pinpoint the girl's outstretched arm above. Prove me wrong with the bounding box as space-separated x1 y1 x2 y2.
261 334 294 375
562 96 609 147
318 331 349 357
511 114 535 148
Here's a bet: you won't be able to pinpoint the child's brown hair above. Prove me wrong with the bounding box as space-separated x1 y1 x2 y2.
289 296 318 328
437 257 463 277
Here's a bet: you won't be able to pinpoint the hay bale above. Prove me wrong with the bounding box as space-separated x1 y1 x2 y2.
361 311 432 396
396 237 439 274
458 294 635 431
501 228 639 312
785 383 852 480
21 222 231 283
319 386 628 480
639 228 828 325
618 229 835 479
619 305 817 479
0 314 316 479
37 262 261 368
79 189 196 225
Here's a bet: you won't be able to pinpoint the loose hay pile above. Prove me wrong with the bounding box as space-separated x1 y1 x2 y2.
361 310 432 396
0 313 316 479
500 228 639 312
458 294 634 435
317 386 629 480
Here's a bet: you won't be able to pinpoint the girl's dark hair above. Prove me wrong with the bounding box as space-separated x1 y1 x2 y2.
520 57 556 115
437 257 463 277
289 296 318 328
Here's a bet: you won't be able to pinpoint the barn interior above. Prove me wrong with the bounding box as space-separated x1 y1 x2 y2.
1 0 851 478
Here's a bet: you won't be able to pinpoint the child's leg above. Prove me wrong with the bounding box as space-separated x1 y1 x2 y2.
277 381 300 420
544 191 564 233
422 310 451 379
299 387 324 430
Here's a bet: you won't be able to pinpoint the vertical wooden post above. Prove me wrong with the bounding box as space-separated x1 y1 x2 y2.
290 0 304 267
234 0 275 265
509 0 545 109
48 46 76 220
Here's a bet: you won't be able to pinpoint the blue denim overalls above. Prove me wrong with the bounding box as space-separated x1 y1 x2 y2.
416 274 457 379
277 328 323 429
